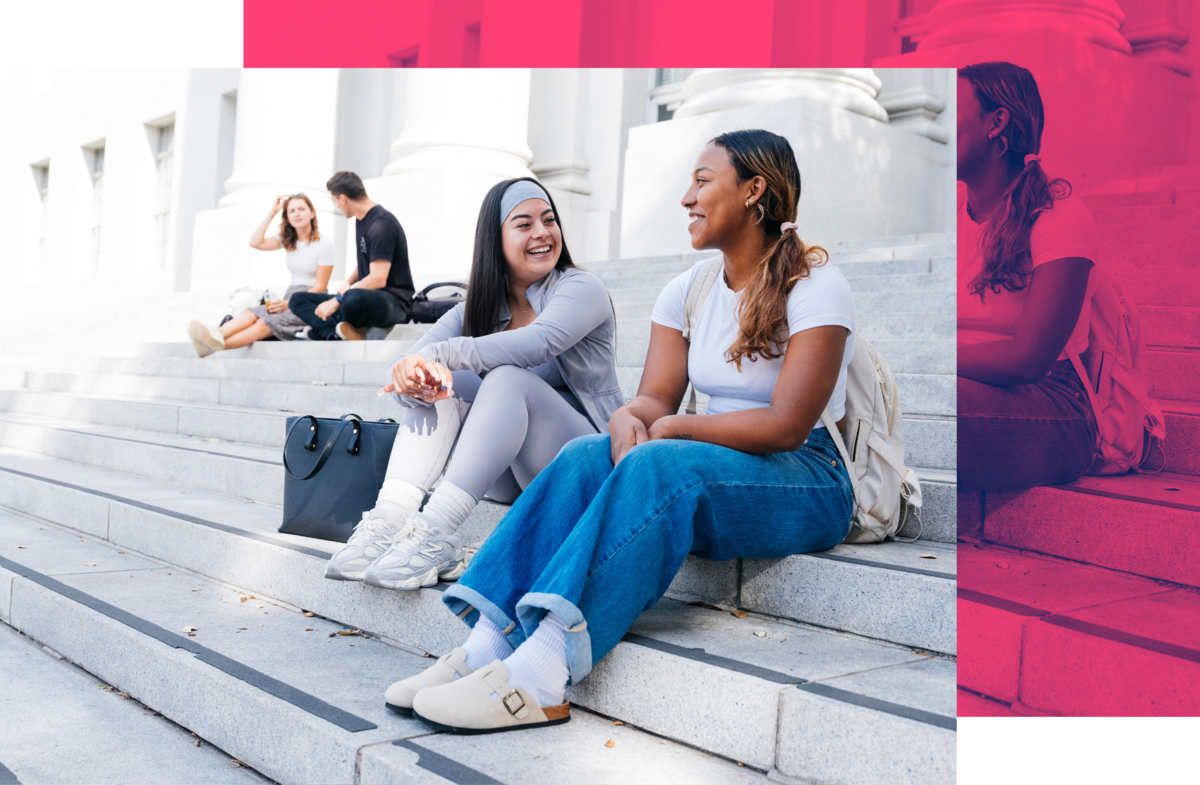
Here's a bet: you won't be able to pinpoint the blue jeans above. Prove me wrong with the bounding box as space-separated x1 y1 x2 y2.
958 359 1098 491
442 426 853 684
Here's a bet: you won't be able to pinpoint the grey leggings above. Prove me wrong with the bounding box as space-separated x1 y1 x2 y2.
383 365 599 503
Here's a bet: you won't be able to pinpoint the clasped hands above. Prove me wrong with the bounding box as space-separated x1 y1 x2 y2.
380 353 454 404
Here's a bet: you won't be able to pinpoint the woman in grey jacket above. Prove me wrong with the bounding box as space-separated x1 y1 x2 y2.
325 178 621 591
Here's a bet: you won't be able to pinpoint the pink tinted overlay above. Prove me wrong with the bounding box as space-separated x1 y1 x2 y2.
883 3 1200 717
243 0 901 68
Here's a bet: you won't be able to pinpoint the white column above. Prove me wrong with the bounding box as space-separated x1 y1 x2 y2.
365 69 536 287
190 69 340 293
876 69 950 144
383 69 534 178
528 69 591 260
917 0 1131 54
1122 0 1192 75
219 69 341 207
674 68 889 123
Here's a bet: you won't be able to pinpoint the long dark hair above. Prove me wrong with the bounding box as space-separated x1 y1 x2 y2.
711 129 828 370
960 61 1072 301
463 177 576 337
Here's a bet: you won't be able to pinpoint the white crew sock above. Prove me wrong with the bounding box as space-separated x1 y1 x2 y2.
460 613 515 673
502 611 570 708
412 481 476 538
371 479 425 525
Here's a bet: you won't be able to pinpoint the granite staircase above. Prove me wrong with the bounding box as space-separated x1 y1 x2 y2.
959 169 1200 717
0 234 956 783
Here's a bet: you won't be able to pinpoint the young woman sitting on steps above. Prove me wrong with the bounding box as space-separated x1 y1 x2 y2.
323 178 621 592
187 193 333 357
382 128 857 734
956 62 1100 492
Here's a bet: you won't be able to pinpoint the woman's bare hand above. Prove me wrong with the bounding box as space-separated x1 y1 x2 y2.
388 354 454 403
267 299 289 314
609 408 650 466
270 195 288 215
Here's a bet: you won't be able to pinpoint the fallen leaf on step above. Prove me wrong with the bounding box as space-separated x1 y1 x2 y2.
17 546 25 549
255 604 264 609
738 763 745 767
605 740 615 748
303 612 315 617
731 610 747 618
997 563 1010 569
182 626 198 632
752 631 767 638
118 551 126 554
613 721 623 726
337 629 364 636
918 554 937 559
312 381 328 386
305 628 314 632
195 740 201 747
84 563 96 567
118 692 131 700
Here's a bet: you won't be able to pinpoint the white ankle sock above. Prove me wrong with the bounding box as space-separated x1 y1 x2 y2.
502 611 569 708
460 613 514 673
413 481 476 537
371 479 425 524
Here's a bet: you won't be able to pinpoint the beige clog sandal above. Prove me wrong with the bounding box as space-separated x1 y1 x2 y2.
384 647 472 715
411 659 570 734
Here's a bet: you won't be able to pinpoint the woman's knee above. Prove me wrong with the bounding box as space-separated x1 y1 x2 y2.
476 365 539 401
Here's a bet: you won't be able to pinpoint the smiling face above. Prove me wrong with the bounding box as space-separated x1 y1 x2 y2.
285 197 314 231
501 198 561 285
681 142 756 251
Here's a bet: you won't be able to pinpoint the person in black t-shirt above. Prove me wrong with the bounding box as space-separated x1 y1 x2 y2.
290 171 414 340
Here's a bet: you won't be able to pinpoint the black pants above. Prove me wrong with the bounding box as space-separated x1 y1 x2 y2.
290 290 409 341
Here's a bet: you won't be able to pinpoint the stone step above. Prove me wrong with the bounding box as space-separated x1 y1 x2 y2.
1097 220 1200 247
1142 306 1200 350
5 344 957 412
1115 271 1200 307
964 471 1200 588
957 542 1200 716
0 617 272 784
1161 400 1200 477
1146 349 1200 401
0 428 957 649
0 510 779 783
0 374 959 472
1079 190 1177 210
1103 245 1197 269
1091 202 1200 225
0 468 956 782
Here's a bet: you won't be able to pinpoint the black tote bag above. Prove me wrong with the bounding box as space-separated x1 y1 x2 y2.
279 413 399 543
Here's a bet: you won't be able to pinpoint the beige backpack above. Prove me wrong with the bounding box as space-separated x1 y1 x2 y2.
681 256 922 543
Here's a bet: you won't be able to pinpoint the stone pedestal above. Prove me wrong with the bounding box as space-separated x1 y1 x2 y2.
619 92 952 259
916 0 1130 54
366 69 536 288
876 30 1191 175
674 68 889 123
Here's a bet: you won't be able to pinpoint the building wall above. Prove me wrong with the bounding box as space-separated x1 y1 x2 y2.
0 66 955 305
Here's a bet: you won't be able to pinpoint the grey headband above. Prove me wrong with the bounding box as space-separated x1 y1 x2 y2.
500 181 552 226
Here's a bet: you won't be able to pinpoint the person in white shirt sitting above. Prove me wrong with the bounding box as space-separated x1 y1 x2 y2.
187 193 334 357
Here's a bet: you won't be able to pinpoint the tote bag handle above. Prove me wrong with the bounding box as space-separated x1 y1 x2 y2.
283 414 363 482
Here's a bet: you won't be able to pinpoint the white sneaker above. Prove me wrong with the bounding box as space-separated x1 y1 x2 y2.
324 513 407 582
363 517 467 591
187 320 225 358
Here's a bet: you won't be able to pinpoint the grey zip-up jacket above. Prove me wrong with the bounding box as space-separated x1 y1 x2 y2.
390 266 622 433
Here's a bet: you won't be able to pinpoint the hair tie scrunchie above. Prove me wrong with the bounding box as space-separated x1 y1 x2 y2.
1024 154 1041 168
780 221 798 234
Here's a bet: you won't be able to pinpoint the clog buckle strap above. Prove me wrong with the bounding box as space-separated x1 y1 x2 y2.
483 667 529 719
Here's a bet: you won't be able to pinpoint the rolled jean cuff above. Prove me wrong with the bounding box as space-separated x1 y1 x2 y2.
441 584 524 646
515 592 593 686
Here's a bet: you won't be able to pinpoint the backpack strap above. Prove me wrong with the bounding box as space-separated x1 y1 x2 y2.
820 409 861 500
681 256 724 415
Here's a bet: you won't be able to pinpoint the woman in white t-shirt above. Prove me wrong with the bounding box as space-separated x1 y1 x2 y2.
957 62 1099 491
395 129 856 735
186 193 334 357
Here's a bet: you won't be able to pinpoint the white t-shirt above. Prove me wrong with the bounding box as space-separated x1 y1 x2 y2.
956 182 1099 359
272 232 334 288
651 259 856 426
